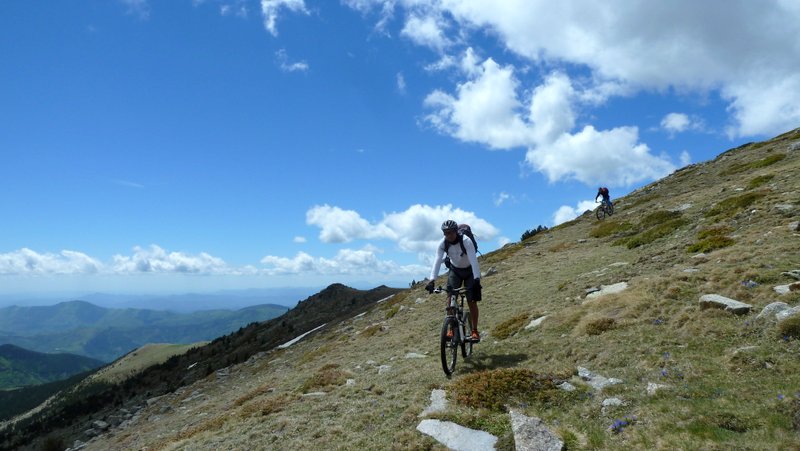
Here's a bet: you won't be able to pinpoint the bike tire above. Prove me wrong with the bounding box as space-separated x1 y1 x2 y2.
607 204 614 215
461 311 472 358
440 317 458 376
595 206 605 220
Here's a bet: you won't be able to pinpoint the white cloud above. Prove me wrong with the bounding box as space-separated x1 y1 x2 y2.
220 2 248 18
293 236 307 243
260 0 308 36
401 13 450 51
552 200 596 225
111 245 230 274
424 56 676 187
351 1 800 138
0 248 103 275
259 247 426 276
680 151 691 166
275 49 309 72
305 203 499 253
493 192 511 206
661 113 690 134
497 236 512 247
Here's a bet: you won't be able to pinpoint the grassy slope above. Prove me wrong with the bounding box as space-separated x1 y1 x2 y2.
58 130 800 449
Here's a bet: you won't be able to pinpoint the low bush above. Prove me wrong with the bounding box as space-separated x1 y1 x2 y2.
583 317 616 335
705 192 766 219
778 315 800 339
591 221 635 238
687 236 735 253
300 363 349 393
452 368 562 411
721 153 785 175
748 174 775 189
622 218 689 248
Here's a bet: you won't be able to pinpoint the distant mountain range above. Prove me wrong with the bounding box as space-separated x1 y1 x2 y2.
0 301 289 362
0 344 104 389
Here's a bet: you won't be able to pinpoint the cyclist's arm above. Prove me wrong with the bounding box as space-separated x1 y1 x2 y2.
429 240 446 280
465 237 481 279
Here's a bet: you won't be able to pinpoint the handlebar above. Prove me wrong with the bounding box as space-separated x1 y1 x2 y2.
432 286 468 294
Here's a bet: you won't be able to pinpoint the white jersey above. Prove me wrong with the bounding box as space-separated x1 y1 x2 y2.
429 235 481 281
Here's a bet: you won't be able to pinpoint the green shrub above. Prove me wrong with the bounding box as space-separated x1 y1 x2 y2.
583 317 616 335
778 315 800 339
687 236 735 253
591 221 635 238
385 305 400 319
748 174 775 189
452 368 561 411
721 153 786 175
300 363 348 392
640 210 677 229
493 313 531 339
705 192 766 218
623 218 689 248
696 226 733 240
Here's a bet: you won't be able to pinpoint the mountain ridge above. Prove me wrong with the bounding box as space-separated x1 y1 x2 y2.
0 344 104 390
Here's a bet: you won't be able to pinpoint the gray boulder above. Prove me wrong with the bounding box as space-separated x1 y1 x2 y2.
756 302 790 321
509 409 564 451
699 294 752 315
777 306 800 322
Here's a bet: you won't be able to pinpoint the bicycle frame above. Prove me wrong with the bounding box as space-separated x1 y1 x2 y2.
435 286 473 376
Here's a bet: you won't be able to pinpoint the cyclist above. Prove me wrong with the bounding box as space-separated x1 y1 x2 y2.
425 220 482 342
596 186 613 208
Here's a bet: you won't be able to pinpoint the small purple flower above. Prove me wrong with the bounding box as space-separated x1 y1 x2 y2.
661 369 668 377
778 394 785 400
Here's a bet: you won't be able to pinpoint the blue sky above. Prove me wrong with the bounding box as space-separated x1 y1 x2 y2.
2 0 799 296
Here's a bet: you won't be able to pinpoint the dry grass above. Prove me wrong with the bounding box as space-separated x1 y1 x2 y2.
493 313 531 340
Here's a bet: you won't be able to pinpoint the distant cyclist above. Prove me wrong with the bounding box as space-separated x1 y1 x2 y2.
425 220 482 342
596 186 613 208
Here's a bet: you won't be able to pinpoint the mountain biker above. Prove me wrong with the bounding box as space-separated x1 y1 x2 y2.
425 220 482 342
596 186 613 208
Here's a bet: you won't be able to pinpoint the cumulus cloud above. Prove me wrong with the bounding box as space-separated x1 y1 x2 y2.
424 56 676 187
293 236 307 243
260 247 426 276
553 200 596 225
260 0 307 36
0 248 103 275
348 1 800 139
401 13 450 51
305 203 499 253
111 245 230 274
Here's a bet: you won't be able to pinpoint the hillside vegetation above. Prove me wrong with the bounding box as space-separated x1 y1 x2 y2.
0 345 103 390
4 129 800 450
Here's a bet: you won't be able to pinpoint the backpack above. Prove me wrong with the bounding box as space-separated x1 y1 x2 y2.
444 223 478 257
599 187 609 196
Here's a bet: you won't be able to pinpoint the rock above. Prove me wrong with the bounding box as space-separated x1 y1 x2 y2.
416 419 498 451
790 141 800 151
92 420 109 431
699 294 752 315
585 287 601 295
683 268 699 273
420 389 448 417
789 221 799 232
557 382 576 392
671 203 692 212
525 316 548 330
756 302 790 321
782 270 800 280
302 392 327 397
578 239 587 243
608 262 629 267
602 398 625 408
509 409 564 451
585 282 629 300
405 352 426 359
774 282 800 295
346 379 356 386
646 383 668 396
83 428 98 438
577 367 622 391
378 365 391 374
482 266 498 277
777 306 800 322
415 297 426 304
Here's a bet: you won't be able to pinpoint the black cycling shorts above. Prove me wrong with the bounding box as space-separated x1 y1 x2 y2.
447 266 481 302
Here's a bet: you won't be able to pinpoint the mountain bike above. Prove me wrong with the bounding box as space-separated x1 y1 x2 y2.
433 286 474 377
595 200 614 220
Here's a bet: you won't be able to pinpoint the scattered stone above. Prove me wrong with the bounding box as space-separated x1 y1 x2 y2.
699 294 752 315
416 419 497 451
646 383 669 396
346 379 356 386
509 409 564 451
557 382 576 392
420 389 448 417
756 302 790 321
790 141 800 151
608 262 629 267
216 367 230 377
577 239 587 243
405 352 426 359
774 282 800 295
482 266 498 277
602 398 625 410
789 221 799 232
378 365 391 374
525 315 548 330
782 270 800 280
577 367 622 391
775 204 795 213
92 420 109 431
777 307 800 322
415 297 426 304
683 268 700 273
83 428 98 438
585 282 629 300
585 287 601 295
302 392 327 397
671 203 693 212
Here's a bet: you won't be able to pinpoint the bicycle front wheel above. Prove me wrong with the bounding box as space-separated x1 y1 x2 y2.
595 206 605 220
440 317 458 376
461 312 472 358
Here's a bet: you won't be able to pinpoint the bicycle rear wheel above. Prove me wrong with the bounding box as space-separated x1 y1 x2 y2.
440 317 458 376
607 203 614 215
461 311 472 358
